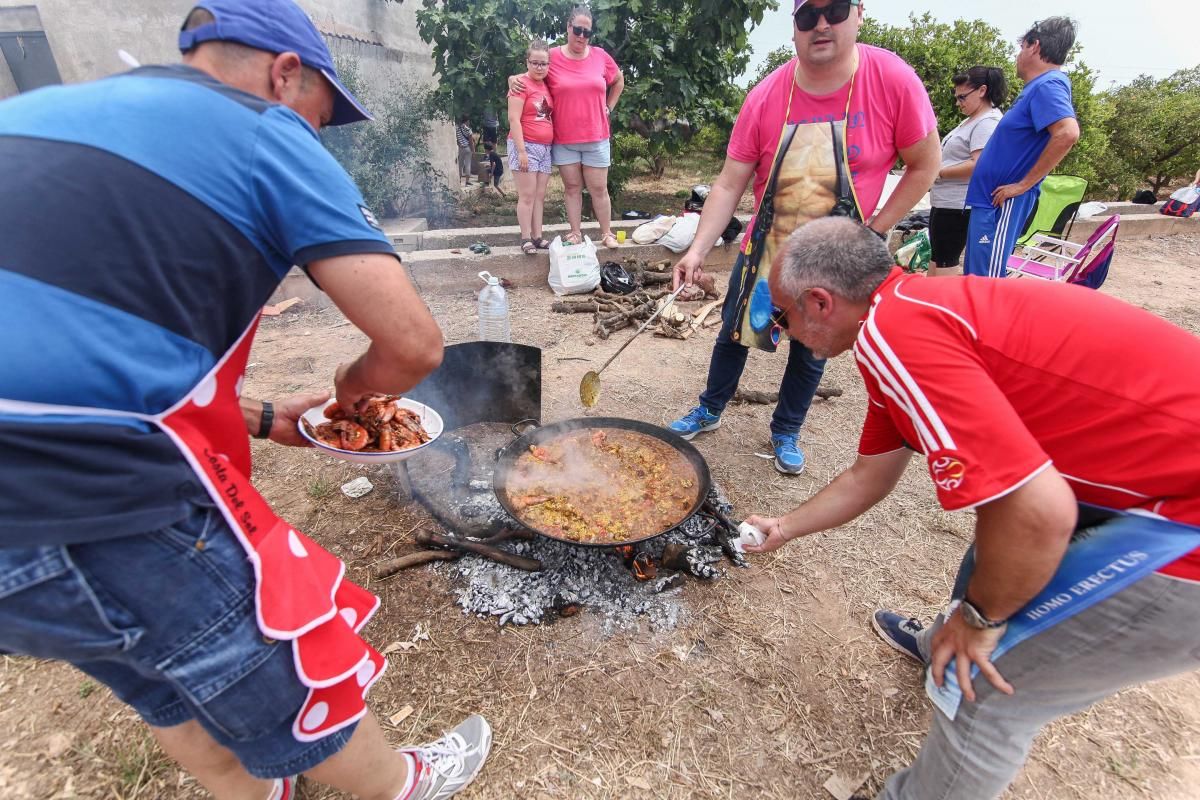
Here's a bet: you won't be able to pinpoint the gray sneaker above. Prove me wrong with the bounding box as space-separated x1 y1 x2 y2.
404 714 492 800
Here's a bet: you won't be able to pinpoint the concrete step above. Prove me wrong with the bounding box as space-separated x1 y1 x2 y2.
268 237 743 306
419 215 751 252
1071 212 1194 241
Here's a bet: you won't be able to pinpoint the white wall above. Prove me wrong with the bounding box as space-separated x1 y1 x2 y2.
0 0 457 207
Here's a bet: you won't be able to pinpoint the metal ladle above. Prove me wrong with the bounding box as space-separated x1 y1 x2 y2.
579 282 688 407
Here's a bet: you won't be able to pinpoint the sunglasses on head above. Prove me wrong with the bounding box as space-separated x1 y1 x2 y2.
793 0 860 33
571 25 592 38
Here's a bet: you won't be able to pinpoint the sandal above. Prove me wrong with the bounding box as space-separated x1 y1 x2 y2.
601 233 619 249
520 239 537 255
564 231 583 245
533 238 552 249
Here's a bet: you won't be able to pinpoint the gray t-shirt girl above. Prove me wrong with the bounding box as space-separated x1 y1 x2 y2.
930 108 1002 209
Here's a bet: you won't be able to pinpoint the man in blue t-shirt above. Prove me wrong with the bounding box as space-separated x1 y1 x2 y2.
0 1 491 798
964 17 1080 278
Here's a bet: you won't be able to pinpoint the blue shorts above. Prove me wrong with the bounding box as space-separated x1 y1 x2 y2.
963 190 1039 278
552 139 611 168
0 500 354 778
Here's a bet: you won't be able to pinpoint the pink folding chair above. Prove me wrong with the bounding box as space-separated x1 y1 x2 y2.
1006 214 1120 288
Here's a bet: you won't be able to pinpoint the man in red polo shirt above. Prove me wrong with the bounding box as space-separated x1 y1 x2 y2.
744 216 1200 799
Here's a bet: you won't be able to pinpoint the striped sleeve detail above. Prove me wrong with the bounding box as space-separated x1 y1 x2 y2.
854 304 959 455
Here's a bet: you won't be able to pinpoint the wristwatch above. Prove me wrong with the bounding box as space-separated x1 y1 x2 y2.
959 597 1007 630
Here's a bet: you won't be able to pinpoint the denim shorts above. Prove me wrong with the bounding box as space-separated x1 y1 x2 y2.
0 500 354 778
552 139 611 168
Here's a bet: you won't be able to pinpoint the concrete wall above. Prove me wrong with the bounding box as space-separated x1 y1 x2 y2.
0 0 457 201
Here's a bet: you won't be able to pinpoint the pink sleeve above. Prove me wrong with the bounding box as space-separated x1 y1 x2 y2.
726 88 763 165
600 49 619 84
886 59 938 151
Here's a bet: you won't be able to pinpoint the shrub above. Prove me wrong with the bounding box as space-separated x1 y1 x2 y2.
606 132 651 207
320 57 455 220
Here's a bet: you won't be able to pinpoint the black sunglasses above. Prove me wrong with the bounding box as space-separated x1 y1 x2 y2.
793 0 860 33
953 87 978 103
571 25 593 38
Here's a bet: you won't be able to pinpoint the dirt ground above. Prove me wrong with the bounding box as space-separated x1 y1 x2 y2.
3 232 1200 800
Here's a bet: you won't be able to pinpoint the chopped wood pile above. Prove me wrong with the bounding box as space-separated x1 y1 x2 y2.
552 258 723 340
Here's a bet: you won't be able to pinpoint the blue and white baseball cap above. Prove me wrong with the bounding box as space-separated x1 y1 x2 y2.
178 0 371 126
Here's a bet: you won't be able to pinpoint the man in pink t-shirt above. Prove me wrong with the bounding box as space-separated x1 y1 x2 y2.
668 0 939 476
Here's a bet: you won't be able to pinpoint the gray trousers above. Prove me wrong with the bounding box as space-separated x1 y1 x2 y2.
879 573 1200 799
458 145 474 179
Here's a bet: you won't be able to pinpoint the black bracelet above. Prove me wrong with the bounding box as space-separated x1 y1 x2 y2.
255 401 274 439
868 225 887 240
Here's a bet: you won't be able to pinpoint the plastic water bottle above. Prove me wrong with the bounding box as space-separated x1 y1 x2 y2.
477 271 511 342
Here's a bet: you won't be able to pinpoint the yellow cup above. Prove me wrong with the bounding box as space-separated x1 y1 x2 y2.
616 230 627 244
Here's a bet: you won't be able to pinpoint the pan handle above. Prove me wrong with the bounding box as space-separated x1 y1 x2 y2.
511 418 540 437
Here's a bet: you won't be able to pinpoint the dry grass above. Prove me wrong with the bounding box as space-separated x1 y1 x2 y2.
2 234 1200 799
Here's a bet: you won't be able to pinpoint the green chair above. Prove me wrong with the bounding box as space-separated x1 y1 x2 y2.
1016 175 1087 246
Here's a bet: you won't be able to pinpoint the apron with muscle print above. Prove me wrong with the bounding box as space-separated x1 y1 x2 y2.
731 59 864 352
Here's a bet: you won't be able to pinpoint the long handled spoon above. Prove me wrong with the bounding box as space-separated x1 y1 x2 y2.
579 282 688 407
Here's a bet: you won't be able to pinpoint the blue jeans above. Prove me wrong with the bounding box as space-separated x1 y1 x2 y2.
889 512 1200 799
698 253 827 437
0 500 354 777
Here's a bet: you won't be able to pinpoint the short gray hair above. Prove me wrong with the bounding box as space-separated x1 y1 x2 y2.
776 217 893 304
1023 17 1076 65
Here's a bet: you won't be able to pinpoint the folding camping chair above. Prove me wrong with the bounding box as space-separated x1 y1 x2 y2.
1015 174 1088 247
1007 214 1119 289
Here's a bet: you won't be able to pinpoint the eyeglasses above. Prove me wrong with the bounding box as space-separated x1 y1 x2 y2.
571 25 592 38
768 294 805 346
527 59 549 67
953 87 978 103
793 0 860 33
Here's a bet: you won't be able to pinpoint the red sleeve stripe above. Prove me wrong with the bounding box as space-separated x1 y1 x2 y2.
854 341 935 454
858 307 959 452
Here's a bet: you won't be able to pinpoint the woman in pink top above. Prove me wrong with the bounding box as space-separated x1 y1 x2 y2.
508 39 555 254
513 6 625 248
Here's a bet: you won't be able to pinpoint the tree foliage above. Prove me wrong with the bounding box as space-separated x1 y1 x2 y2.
320 58 456 223
415 0 775 166
748 45 793 91
1100 67 1200 195
857 13 1016 137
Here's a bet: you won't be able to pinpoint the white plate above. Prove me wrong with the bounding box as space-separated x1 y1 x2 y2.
297 398 443 465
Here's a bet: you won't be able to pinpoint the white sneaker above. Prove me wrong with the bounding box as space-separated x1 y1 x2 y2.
403 715 492 800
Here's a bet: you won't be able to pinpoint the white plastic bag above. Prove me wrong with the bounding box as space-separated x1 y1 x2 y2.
657 213 701 253
1169 186 1200 206
547 235 600 296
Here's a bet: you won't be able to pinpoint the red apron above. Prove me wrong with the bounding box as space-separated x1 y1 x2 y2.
7 318 385 743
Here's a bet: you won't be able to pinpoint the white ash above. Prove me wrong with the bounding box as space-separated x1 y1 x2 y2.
436 488 735 632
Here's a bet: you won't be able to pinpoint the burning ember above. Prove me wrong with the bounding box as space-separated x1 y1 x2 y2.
405 422 744 630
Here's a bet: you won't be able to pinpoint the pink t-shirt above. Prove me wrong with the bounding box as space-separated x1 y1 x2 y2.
728 44 936 225
546 45 619 144
508 78 554 145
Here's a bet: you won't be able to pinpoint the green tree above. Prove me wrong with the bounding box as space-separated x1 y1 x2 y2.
747 45 793 91
857 13 1016 137
857 14 1128 199
1053 61 1122 197
320 58 456 223
1100 67 1200 196
415 0 775 175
